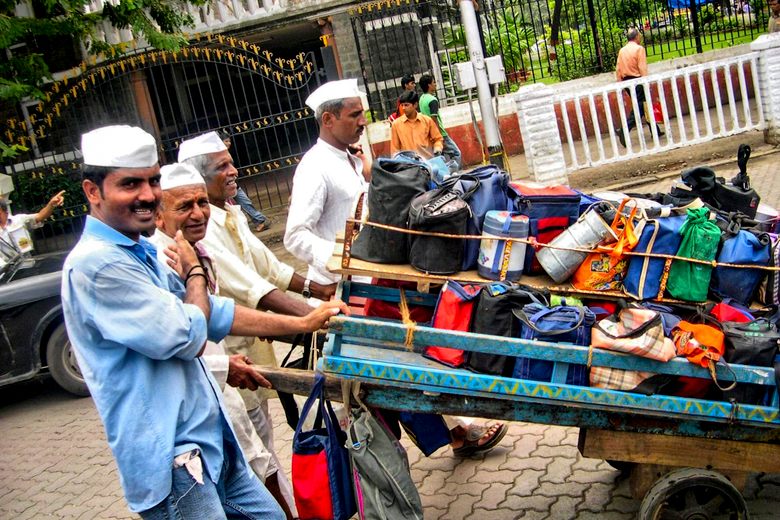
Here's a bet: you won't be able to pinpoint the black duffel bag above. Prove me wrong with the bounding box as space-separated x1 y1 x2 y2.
352 157 430 264
678 144 760 218
722 317 780 405
465 283 549 376
408 180 479 274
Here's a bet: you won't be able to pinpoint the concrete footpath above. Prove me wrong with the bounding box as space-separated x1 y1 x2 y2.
2 142 780 519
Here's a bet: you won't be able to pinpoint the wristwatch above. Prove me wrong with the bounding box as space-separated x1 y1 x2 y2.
302 278 312 299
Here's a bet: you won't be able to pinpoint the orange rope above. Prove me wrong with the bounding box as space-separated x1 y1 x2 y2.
347 218 780 271
398 290 416 350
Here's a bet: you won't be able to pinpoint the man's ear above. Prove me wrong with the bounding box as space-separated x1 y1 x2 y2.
321 111 336 127
154 208 164 231
82 179 101 205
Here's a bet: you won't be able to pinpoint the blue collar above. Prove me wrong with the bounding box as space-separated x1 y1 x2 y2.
83 216 159 269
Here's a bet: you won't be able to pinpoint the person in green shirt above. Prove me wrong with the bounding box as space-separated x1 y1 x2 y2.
418 74 462 169
770 0 780 32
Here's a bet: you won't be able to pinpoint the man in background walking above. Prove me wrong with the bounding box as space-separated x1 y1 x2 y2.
615 28 650 147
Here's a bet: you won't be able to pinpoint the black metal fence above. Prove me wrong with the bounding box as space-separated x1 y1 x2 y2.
351 0 772 120
2 40 328 254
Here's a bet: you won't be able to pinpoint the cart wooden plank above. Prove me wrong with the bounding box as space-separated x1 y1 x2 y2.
579 429 780 474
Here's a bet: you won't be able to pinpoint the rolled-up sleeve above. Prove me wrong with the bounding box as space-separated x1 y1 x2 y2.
201 237 279 309
247 233 295 290
208 295 235 341
77 263 207 361
284 169 334 271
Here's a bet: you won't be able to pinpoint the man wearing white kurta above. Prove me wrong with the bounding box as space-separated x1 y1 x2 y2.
148 163 296 517
178 133 336 450
284 79 369 286
284 79 508 457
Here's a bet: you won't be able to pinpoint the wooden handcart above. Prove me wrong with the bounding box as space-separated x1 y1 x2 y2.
262 234 780 519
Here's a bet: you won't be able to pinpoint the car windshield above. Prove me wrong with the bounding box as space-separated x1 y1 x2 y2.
0 252 55 284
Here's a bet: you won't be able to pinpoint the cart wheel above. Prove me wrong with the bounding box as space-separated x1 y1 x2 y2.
638 467 748 520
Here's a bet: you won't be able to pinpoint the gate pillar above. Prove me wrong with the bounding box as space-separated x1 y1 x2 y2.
514 84 568 185
752 33 780 146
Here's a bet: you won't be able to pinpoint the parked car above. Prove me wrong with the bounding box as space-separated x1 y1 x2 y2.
0 251 88 396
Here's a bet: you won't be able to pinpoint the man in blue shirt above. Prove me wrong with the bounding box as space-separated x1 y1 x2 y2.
62 125 347 519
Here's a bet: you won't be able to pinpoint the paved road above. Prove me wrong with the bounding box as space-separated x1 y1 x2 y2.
3 148 780 519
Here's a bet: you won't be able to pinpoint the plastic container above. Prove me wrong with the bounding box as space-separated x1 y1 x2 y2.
7 223 32 253
477 211 529 281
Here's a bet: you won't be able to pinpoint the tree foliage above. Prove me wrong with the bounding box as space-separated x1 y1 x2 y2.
1 0 205 156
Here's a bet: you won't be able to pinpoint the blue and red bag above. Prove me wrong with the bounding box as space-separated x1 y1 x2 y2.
292 374 356 520
507 182 580 274
709 299 754 323
423 281 482 367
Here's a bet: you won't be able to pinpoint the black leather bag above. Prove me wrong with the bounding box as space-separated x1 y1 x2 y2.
680 144 760 218
408 180 479 274
722 318 780 405
465 283 549 376
352 157 430 264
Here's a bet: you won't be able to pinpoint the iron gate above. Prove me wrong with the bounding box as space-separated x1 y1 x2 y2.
3 34 328 253
351 0 773 121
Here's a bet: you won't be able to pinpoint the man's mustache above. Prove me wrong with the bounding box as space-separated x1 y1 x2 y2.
132 201 159 212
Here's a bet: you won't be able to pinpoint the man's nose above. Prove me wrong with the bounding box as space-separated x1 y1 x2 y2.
191 204 205 221
138 181 157 201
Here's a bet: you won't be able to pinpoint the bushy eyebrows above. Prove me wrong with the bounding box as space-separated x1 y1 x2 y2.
118 174 160 185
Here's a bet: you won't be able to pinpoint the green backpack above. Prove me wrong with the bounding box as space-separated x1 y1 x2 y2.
666 207 721 302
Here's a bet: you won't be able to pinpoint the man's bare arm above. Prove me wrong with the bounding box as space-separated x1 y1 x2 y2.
34 190 65 223
258 288 312 317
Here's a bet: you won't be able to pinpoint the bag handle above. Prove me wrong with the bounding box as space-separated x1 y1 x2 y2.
707 359 737 392
437 173 482 200
295 372 326 436
513 306 586 336
594 309 663 339
732 143 751 188
295 372 340 437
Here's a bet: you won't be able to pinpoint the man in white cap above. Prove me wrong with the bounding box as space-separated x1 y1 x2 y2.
62 125 347 519
149 162 296 519
287 81 507 458
178 131 334 452
284 78 370 286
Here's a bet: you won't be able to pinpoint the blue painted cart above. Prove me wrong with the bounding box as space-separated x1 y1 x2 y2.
314 279 780 519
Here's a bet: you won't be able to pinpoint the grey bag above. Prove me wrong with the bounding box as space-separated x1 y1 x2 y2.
343 382 423 520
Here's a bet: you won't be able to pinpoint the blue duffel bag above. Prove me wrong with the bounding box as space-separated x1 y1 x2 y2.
624 213 688 300
511 302 595 386
711 229 771 305
446 166 510 271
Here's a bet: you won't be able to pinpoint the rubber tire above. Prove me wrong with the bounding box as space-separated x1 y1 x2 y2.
46 322 90 397
638 467 749 520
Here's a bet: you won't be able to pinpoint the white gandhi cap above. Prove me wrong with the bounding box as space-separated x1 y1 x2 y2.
81 125 158 168
305 79 365 112
177 132 227 163
160 163 205 190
